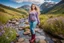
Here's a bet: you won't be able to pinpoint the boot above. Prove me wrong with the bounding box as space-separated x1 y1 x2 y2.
29 34 35 43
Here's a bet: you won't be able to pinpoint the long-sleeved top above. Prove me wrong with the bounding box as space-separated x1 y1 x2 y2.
28 11 40 24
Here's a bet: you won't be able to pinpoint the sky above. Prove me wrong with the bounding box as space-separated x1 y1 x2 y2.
0 0 61 8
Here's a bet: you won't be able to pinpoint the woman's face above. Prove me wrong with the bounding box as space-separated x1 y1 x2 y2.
32 4 36 10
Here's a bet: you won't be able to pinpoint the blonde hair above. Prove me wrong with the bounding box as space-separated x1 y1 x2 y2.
29 4 40 15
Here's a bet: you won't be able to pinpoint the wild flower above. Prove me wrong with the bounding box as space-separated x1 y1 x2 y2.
0 32 3 36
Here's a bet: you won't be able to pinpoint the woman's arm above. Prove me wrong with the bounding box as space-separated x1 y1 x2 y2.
28 14 30 22
36 12 40 25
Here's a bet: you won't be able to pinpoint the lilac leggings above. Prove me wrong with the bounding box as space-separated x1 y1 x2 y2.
29 21 37 34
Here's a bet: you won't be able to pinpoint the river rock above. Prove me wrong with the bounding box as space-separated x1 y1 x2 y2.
16 33 20 37
61 40 64 43
35 28 40 32
25 25 30 27
19 28 23 30
23 29 30 35
15 22 19 25
16 42 25 43
18 38 24 42
23 31 30 35
39 40 46 43
12 21 16 24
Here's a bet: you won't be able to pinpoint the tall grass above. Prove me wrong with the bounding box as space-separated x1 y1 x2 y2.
39 14 64 39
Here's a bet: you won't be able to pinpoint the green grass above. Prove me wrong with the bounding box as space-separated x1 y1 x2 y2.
47 3 64 14
0 4 28 24
0 27 16 43
39 14 64 39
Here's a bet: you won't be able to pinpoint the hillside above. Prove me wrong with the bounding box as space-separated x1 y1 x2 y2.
18 5 30 12
0 4 28 24
47 1 64 14
40 1 56 14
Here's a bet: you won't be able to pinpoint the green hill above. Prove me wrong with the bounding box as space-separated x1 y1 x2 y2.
47 1 64 14
0 4 28 24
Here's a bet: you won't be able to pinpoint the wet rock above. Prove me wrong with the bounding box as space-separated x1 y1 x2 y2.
25 22 29 24
18 38 24 42
19 28 23 30
61 40 64 43
16 42 25 43
12 21 16 24
15 22 19 25
11 42 14 43
23 31 30 35
8 20 12 23
35 28 40 32
16 33 20 37
23 29 30 35
16 42 20 43
36 36 46 40
39 40 46 43
25 25 30 28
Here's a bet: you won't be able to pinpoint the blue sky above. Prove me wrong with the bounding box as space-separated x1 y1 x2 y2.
0 0 61 8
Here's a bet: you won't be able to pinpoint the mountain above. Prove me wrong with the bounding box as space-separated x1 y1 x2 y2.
0 4 28 24
18 5 31 11
47 0 64 14
40 1 56 14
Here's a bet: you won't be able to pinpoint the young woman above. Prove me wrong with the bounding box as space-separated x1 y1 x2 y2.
28 4 40 43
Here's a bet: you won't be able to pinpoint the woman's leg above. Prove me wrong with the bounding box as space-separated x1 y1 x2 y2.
29 21 37 42
30 21 37 34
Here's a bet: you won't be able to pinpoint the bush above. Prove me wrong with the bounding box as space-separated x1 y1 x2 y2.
43 17 64 38
0 27 16 43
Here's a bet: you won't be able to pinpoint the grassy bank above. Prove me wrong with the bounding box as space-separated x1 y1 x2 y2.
39 14 64 39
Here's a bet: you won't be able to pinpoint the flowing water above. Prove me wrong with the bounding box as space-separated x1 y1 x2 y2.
15 18 54 43
7 18 64 43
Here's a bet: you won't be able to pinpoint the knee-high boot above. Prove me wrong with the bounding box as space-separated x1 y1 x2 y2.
29 34 35 43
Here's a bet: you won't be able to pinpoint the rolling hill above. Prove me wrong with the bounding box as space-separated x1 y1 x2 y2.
18 5 30 12
47 0 64 14
0 4 28 24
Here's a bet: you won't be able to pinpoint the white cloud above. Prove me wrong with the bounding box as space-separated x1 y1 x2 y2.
12 0 45 4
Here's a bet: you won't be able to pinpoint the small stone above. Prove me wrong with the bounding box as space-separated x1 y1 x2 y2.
23 31 30 35
25 25 30 27
23 29 30 35
39 40 46 43
15 22 19 25
35 29 40 32
16 33 20 37
25 22 29 24
16 42 20 43
19 28 23 30
11 42 14 43
18 38 24 42
25 29 30 31
61 40 64 43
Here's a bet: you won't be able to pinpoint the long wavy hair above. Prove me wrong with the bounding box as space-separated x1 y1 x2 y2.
30 4 40 15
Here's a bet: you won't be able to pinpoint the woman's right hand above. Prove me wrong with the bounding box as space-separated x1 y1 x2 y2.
37 22 40 26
